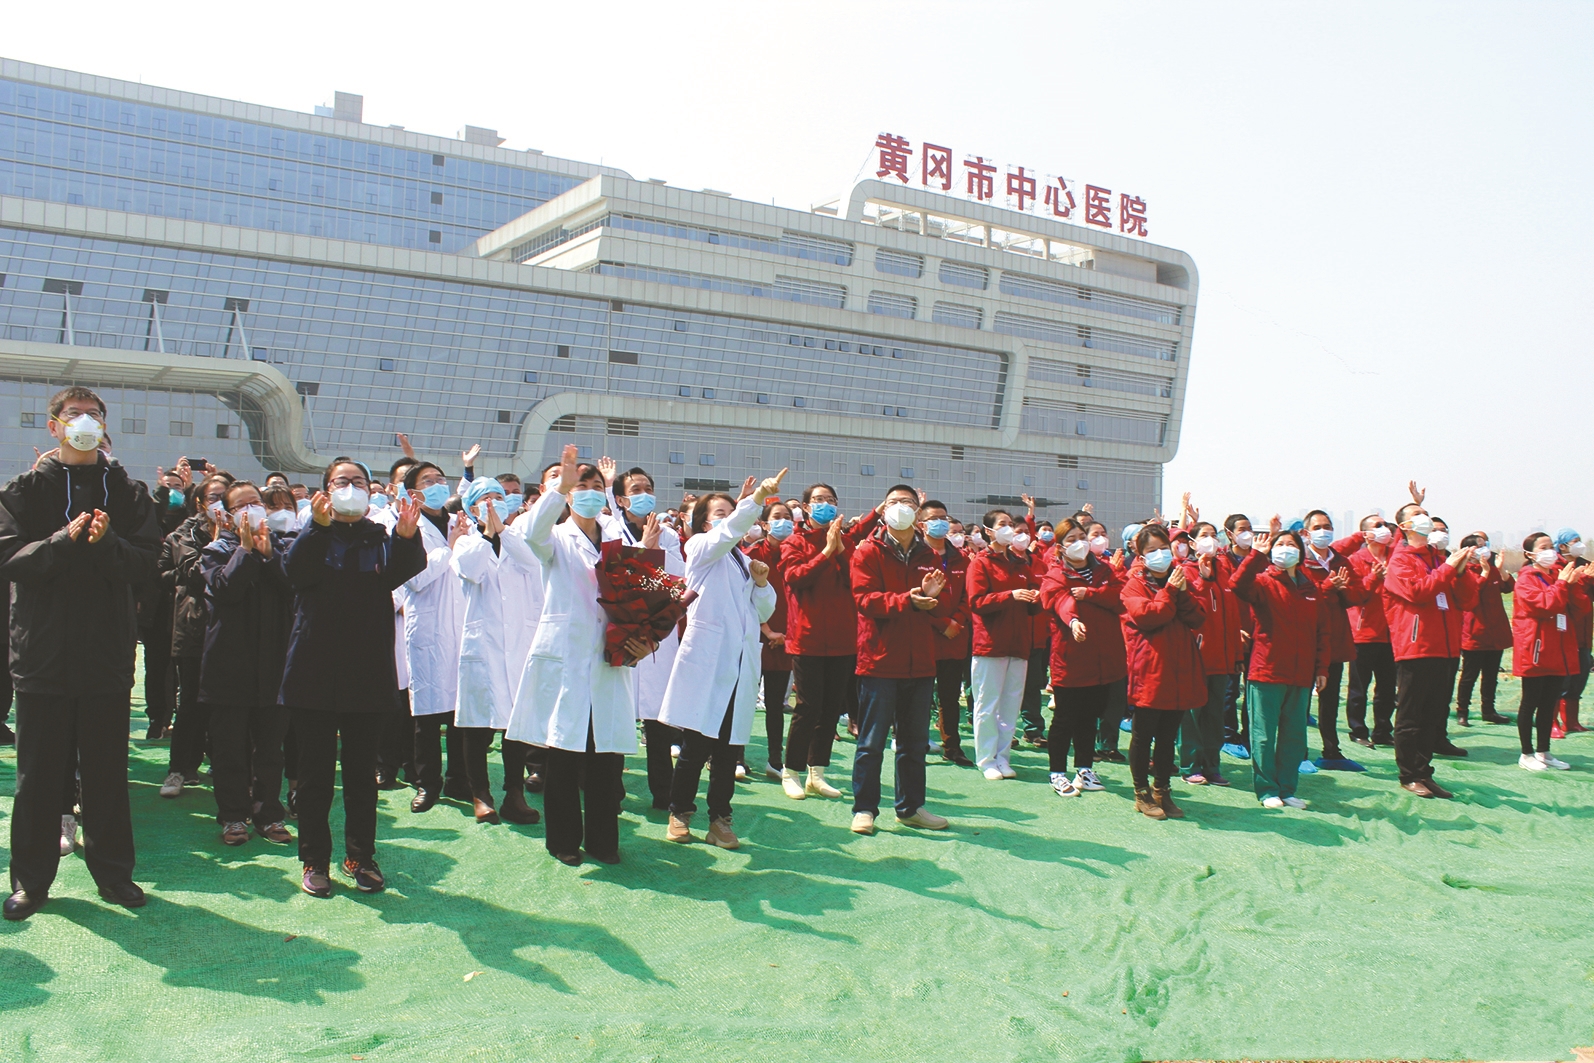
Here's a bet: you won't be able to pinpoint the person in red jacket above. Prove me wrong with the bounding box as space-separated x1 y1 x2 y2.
848 485 953 835
1511 533 1590 770
1456 532 1513 727
1382 500 1481 798
1336 514 1398 747
1120 525 1206 819
1018 496 1055 745
1232 523 1330 808
1219 513 1258 760
918 500 974 766
779 483 880 801
966 508 1039 780
1179 521 1240 787
1038 518 1124 797
1300 510 1369 772
1551 527 1594 734
748 501 796 778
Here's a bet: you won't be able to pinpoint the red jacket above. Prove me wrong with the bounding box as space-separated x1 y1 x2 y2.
781 511 879 657
1298 545 1367 666
1188 552 1245 675
1330 534 1392 644
850 528 947 679
1230 549 1330 688
748 537 793 672
1462 568 1513 652
1026 546 1054 656
1119 559 1207 711
1382 540 1480 661
925 541 972 661
1224 548 1258 636
1511 566 1585 677
1039 555 1126 688
966 548 1038 658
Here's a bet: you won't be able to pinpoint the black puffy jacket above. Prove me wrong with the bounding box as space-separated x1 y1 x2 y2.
160 515 216 659
198 530 296 707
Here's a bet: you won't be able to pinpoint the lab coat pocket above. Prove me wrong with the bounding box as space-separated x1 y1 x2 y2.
459 618 487 661
529 612 568 658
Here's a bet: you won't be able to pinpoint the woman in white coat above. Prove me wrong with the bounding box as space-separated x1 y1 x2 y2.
450 477 540 826
659 470 784 849
600 459 687 810
506 446 658 866
399 461 468 813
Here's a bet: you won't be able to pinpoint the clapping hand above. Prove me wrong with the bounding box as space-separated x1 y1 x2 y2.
85 509 110 545
921 569 947 598
641 512 661 549
479 499 505 539
65 511 92 541
821 512 845 558
1167 565 1189 591
1330 567 1350 589
393 495 422 538
447 512 470 547
310 492 334 527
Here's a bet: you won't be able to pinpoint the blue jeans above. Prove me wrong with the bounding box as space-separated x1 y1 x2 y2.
852 675 934 818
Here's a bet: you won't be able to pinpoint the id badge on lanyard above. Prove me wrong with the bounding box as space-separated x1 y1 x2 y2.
1435 592 1449 612
1558 613 1568 631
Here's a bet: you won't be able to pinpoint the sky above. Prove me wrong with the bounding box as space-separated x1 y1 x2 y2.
6 0 1590 542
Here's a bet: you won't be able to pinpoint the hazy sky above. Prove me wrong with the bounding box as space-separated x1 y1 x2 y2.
8 1 1590 540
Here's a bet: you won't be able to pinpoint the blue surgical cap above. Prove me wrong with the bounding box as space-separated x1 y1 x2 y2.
1553 526 1581 548
1122 523 1143 543
461 477 505 510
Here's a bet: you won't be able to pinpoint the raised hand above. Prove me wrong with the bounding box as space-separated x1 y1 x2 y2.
310 491 334 527
447 512 470 548
86 509 110 545
462 443 481 468
396 432 416 460
1330 567 1350 589
737 474 757 502
175 458 193 487
1253 531 1275 554
557 443 579 494
1021 493 1036 515
641 512 661 549
1081 502 1094 516
1268 514 1283 535
749 558 770 587
753 468 789 505
393 495 422 538
598 456 617 486
1408 480 1425 505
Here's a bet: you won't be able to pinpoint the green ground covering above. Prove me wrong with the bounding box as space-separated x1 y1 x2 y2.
1 659 1593 1063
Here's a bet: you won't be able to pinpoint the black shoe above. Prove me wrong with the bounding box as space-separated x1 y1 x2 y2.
341 858 385 893
1371 734 1396 747
1455 715 1471 728
1435 741 1469 758
941 747 974 767
375 770 404 790
1097 750 1128 764
142 722 165 742
410 789 439 813
1351 736 1376 749
302 865 333 898
1480 712 1512 725
97 881 146 909
523 771 545 794
500 791 540 825
651 798 671 811
553 851 582 867
1424 779 1455 799
3 888 46 920
441 779 473 802
588 849 621 865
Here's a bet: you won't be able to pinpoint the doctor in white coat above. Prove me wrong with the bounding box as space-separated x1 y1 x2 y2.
399 461 467 813
659 469 784 849
601 459 687 809
500 465 557 794
506 446 658 866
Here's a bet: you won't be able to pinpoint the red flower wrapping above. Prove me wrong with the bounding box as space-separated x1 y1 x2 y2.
595 539 696 666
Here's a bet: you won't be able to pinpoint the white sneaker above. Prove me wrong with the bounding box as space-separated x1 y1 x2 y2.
851 811 876 835
1050 772 1078 797
998 761 1017 779
1538 751 1570 771
1073 768 1105 792
160 771 185 798
734 763 748 781
670 744 682 760
59 814 77 857
805 766 843 798
780 768 807 800
1261 796 1285 808
982 767 1005 781
1520 753 1549 772
928 738 942 755
1282 796 1307 809
765 761 783 780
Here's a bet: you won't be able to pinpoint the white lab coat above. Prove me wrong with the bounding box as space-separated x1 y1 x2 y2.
450 529 513 729
403 511 464 717
370 505 410 691
505 488 637 754
658 495 777 746
497 518 545 694
610 511 685 722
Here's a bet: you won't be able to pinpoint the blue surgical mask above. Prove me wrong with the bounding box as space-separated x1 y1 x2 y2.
492 499 514 521
626 493 657 518
1143 548 1173 574
1037 529 1055 543
296 498 312 514
808 502 838 524
769 518 795 540
570 489 607 519
709 517 725 530
1308 529 1332 549
925 519 951 540
368 493 390 510
501 493 523 512
395 485 411 503
419 483 451 509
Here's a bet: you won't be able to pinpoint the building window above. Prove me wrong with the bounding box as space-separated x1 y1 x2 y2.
938 261 989 290
1023 476 1034 486
793 397 806 408
607 418 640 437
1075 420 1088 436
121 418 146 435
931 302 983 329
251 348 269 361
428 231 441 244
951 445 965 460
556 345 570 358
607 350 638 364
896 407 908 417
698 454 716 466
757 394 770 404
295 381 320 397
674 321 688 332
669 452 685 464
496 410 512 424
551 415 577 432
874 247 924 278
1077 479 1090 491
19 413 36 427
216 424 239 439
867 290 917 319
679 386 692 397
860 464 875 476
701 388 715 399
523 371 538 383
170 421 193 437
430 191 443 205
379 359 396 371
900 467 914 478
433 154 445 166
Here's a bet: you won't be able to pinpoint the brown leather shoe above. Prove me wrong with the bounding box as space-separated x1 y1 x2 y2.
256 821 293 844
705 816 739 849
1424 779 1455 799
472 796 500 824
1152 785 1185 819
499 790 540 825
1401 780 1435 798
1134 788 1167 820
665 812 695 843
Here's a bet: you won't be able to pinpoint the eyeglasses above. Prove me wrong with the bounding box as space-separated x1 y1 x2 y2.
328 477 370 490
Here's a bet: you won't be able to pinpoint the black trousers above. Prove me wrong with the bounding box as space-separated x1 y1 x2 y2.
1018 646 1050 739
10 693 136 895
413 710 462 792
934 657 969 751
376 688 416 782
291 709 379 868
1394 657 1453 784
1222 645 1253 745
1561 649 1593 712
1049 684 1107 773
283 717 299 782
763 669 791 770
1347 641 1396 742
167 655 210 775
669 696 740 821
1314 661 1346 758
1097 676 1130 753
1518 674 1562 754
208 702 287 827
498 738 532 794
642 719 683 808
1129 706 1182 789
786 654 856 773
1457 648 1504 717
460 727 527 801
542 724 624 858
140 627 173 732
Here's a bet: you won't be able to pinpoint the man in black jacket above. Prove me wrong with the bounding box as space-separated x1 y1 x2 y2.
0 386 161 919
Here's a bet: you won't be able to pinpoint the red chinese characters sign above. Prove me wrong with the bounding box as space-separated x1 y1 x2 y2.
870 132 1150 239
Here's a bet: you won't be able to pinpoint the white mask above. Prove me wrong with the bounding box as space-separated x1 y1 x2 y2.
1406 513 1434 537
745 524 764 541
1427 529 1449 549
1011 532 1031 551
1536 548 1559 568
61 413 105 453
1235 530 1254 548
1194 535 1218 556
1475 546 1493 562
1370 525 1392 544
884 502 918 532
265 509 298 533
947 532 966 548
330 484 369 517
206 500 227 524
1174 541 1189 559
992 525 1016 546
236 504 267 529
790 506 804 522
1064 539 1091 562
1089 535 1109 555
1569 541 1587 558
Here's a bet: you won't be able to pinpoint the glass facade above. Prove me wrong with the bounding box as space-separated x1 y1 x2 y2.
0 79 584 253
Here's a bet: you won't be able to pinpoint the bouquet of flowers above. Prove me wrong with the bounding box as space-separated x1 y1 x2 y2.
594 539 696 667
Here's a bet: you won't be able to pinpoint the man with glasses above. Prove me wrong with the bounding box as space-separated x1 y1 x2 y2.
0 387 162 919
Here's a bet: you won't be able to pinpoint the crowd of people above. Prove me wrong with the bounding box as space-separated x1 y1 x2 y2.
3 385 1590 919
